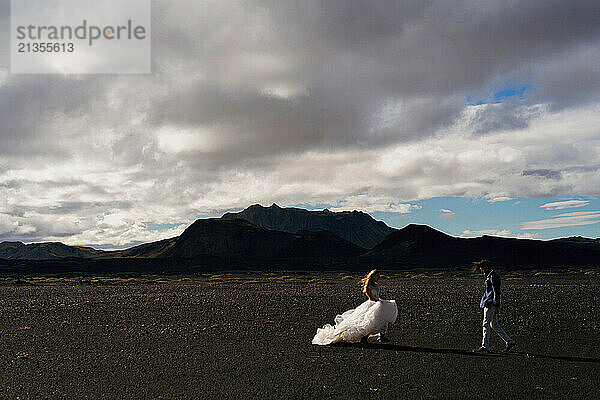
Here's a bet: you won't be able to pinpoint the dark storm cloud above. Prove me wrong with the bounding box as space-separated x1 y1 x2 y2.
522 169 562 180
0 0 8 67
0 75 111 157
535 44 600 109
255 0 600 98
145 0 600 157
8 200 134 216
470 99 544 135
564 165 600 173
4 0 600 158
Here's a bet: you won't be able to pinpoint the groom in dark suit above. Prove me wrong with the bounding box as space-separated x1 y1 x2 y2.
472 260 516 353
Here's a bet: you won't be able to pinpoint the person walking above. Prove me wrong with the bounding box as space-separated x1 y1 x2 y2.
472 260 516 353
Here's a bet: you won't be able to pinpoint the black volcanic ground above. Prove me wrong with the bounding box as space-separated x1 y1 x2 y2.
1 270 599 399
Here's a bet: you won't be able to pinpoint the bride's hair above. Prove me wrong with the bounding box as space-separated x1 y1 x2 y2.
361 269 379 295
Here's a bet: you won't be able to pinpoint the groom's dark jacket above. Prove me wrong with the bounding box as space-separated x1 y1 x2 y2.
480 270 501 309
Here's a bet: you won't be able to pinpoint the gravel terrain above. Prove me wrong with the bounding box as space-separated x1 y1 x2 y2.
0 271 599 399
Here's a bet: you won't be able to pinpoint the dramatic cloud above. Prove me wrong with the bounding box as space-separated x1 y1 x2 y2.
439 209 455 219
460 229 538 239
328 194 421 213
540 200 591 210
1 0 600 246
522 211 600 230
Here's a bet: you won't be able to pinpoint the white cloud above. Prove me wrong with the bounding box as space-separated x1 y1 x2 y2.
0 214 19 235
487 196 513 203
327 194 421 214
439 209 455 219
156 126 216 154
0 214 37 236
460 229 538 239
522 211 600 230
2 102 600 246
55 220 188 249
540 199 590 210
0 70 8 88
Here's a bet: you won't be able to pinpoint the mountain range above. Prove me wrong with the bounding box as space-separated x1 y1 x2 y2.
1 204 599 272
222 203 394 249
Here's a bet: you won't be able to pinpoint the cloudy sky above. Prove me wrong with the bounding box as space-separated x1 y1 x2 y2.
1 0 600 248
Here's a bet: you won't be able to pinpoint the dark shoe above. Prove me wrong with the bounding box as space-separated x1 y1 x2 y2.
360 336 369 344
472 346 490 353
379 336 390 343
503 341 516 353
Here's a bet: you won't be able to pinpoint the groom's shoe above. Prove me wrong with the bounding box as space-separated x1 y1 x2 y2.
503 341 517 353
472 346 490 353
379 336 390 343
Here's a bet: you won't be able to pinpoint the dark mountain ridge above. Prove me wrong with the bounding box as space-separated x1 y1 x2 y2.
1 209 599 272
0 218 366 272
159 218 365 260
365 224 600 268
0 241 103 260
222 203 395 249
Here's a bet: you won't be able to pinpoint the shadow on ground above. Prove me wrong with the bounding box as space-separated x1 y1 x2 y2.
331 342 600 363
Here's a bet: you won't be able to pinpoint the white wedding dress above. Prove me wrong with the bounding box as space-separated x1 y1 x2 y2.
312 284 398 345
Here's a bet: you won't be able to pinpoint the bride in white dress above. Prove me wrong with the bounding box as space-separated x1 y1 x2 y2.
312 269 398 345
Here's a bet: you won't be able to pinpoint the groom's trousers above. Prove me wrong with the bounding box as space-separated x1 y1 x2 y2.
481 306 513 349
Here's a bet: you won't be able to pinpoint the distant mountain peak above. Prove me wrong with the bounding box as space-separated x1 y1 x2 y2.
402 223 437 231
247 203 281 208
396 223 452 237
221 204 395 249
161 217 365 259
0 241 102 260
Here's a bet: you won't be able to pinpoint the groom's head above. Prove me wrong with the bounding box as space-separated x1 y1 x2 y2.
472 260 492 275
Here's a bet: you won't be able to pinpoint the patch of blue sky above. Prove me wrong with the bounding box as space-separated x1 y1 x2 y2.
344 196 598 240
467 83 536 106
533 222 600 239
372 197 525 236
270 197 599 239
492 84 532 102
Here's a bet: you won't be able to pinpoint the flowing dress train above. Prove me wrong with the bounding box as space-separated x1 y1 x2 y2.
312 293 397 345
